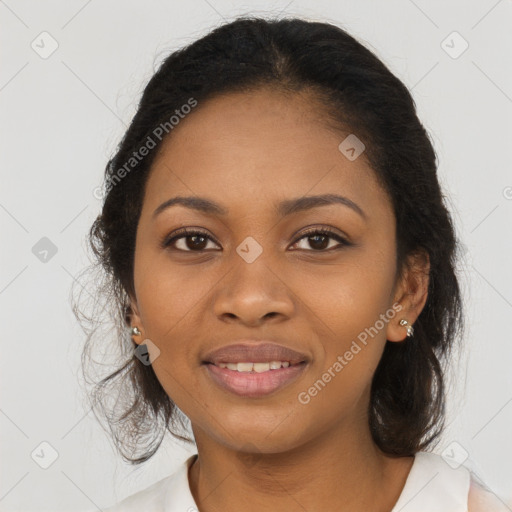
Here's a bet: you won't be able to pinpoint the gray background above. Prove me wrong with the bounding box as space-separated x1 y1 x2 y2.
1 0 511 510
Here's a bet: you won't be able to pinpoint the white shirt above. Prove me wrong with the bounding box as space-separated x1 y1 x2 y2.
98 451 508 511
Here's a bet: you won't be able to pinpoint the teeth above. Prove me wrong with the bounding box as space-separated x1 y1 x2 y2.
217 361 292 372
253 362 270 373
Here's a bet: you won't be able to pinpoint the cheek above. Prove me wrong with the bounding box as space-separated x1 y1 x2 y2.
134 260 209 411
301 248 396 339
132 250 216 405
300 245 396 385
134 247 212 336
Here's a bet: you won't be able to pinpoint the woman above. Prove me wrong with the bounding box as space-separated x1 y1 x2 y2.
77 16 506 512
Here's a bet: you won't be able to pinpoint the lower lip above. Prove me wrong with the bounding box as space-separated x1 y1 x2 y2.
203 362 307 398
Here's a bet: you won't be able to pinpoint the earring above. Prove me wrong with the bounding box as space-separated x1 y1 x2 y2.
399 319 414 338
131 326 142 336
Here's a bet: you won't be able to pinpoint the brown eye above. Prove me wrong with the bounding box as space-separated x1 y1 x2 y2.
161 226 351 253
291 228 350 252
161 229 220 252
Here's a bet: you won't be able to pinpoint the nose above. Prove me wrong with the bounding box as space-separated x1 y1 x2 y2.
212 258 295 326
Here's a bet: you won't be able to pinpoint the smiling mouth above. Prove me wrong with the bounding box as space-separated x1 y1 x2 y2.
202 361 308 398
204 360 304 372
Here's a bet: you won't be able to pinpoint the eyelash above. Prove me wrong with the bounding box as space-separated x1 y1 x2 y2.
161 226 351 253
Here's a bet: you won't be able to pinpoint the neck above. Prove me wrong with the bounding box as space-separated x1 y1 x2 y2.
188 414 414 512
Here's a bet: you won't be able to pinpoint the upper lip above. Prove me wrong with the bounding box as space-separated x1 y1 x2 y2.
202 341 309 366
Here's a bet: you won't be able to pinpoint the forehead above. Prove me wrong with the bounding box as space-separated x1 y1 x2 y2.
142 87 392 223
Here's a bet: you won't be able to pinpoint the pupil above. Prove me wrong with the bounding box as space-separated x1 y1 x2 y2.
310 234 328 250
188 235 207 250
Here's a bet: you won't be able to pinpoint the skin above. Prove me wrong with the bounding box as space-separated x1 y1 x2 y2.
129 86 430 512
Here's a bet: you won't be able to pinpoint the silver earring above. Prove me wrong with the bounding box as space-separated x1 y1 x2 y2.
131 326 142 336
399 319 414 337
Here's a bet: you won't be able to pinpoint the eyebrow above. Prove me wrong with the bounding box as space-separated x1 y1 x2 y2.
152 193 367 220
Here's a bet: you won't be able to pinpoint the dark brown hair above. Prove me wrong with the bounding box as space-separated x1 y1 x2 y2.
73 16 465 464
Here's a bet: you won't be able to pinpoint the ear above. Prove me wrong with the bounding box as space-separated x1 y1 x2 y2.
386 249 430 342
127 293 145 346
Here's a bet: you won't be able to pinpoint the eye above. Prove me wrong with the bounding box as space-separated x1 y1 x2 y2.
161 226 351 253
290 227 350 252
161 228 220 252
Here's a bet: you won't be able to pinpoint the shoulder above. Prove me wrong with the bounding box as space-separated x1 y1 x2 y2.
391 450 503 512
468 476 510 512
100 473 175 512
98 453 198 512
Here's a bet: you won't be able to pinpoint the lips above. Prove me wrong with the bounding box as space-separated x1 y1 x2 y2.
202 341 309 366
205 361 307 398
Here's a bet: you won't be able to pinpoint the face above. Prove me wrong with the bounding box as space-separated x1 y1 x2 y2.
129 87 419 454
